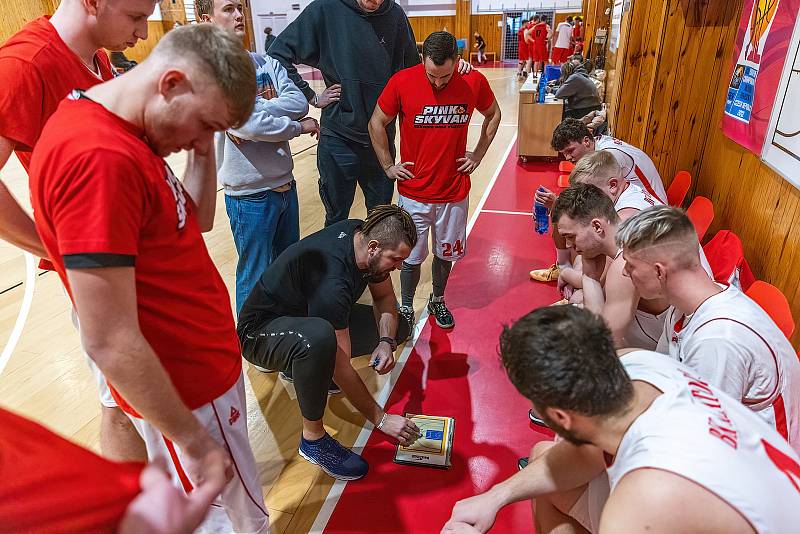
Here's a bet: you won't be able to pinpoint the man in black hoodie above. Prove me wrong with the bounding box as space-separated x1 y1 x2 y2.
269 0 469 227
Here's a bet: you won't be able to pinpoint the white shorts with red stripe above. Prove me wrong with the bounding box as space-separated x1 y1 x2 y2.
128 374 269 534
398 194 469 265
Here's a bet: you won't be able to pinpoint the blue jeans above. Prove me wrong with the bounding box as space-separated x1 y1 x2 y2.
317 134 395 227
225 183 300 315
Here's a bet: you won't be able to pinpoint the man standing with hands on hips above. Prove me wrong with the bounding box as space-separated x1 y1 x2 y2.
369 31 501 330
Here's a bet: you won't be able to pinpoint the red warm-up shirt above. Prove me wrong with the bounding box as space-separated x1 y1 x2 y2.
0 407 142 533
29 93 242 414
0 16 113 171
377 64 495 203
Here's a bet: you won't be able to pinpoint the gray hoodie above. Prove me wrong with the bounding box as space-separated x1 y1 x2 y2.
216 53 309 196
554 66 602 111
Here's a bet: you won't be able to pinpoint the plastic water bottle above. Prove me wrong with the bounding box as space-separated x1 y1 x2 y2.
534 187 550 235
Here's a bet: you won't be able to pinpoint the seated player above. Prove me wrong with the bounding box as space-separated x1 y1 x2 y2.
618 205 800 450
369 31 501 330
530 119 666 283
238 206 421 481
444 306 800 534
536 152 665 302
553 184 669 349
0 406 224 533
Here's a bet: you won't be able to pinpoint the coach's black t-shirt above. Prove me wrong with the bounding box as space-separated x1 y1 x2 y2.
238 219 370 333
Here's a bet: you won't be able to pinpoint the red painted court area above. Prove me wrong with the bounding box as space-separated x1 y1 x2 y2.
323 149 563 532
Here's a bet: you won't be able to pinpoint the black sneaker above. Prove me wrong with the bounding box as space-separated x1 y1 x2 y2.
299 433 368 480
399 305 415 334
279 369 341 395
518 457 529 471
427 295 454 329
529 409 549 428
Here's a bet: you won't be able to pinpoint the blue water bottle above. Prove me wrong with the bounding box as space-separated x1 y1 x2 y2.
534 186 550 235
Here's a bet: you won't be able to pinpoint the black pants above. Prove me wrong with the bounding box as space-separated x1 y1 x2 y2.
562 104 603 121
316 134 395 227
239 304 410 421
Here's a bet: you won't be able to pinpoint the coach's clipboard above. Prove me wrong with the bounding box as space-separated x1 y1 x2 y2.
393 414 455 469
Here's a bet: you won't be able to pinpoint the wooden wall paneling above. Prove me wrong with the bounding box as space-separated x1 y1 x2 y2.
455 0 471 46
125 21 167 63
408 16 456 43
0 0 53 43
613 0 665 146
655 2 715 181
640 2 685 178
470 14 502 57
605 3 634 133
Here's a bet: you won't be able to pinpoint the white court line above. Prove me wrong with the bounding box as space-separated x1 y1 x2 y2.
0 252 37 376
481 209 532 216
309 133 518 533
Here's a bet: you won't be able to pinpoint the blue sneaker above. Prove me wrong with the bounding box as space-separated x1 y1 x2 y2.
299 434 368 480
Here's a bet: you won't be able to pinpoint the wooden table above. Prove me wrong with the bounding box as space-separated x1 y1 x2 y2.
517 74 564 161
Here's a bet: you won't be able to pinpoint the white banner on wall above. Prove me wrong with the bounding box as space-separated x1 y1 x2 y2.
472 0 581 13
609 0 623 52
762 13 800 188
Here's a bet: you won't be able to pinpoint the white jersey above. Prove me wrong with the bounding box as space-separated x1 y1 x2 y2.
609 351 800 533
614 182 659 212
656 284 800 451
554 22 573 48
595 136 666 204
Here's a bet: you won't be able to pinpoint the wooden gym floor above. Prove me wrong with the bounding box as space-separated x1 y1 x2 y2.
0 66 521 533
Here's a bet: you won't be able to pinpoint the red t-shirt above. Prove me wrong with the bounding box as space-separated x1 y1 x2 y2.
0 16 113 171
29 94 242 414
0 406 142 532
533 22 549 45
573 21 583 40
377 64 495 203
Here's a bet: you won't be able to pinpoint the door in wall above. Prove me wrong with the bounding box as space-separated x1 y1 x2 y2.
254 13 288 55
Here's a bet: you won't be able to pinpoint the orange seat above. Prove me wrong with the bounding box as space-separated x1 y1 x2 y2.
667 170 691 207
559 161 574 173
686 196 714 241
557 174 570 188
702 230 756 291
746 281 795 339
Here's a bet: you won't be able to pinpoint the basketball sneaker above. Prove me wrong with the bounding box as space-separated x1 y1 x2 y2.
299 433 369 481
279 369 341 395
529 263 560 282
427 294 454 329
529 409 549 428
399 305 415 334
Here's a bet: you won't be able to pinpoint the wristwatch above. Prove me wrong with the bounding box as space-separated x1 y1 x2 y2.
379 336 398 351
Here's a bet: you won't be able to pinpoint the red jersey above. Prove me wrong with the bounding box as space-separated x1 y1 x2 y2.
573 20 583 40
0 406 142 532
0 16 113 171
378 64 495 203
533 22 549 44
29 94 242 413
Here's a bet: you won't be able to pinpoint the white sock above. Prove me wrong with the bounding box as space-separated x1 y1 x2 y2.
556 248 572 270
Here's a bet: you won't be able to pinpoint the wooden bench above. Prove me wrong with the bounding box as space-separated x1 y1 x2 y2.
470 51 496 63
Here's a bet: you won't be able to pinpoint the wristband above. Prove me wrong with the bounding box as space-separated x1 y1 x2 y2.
379 336 397 351
377 412 388 430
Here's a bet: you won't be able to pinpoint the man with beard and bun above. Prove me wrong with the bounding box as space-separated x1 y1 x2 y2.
238 206 421 480
444 306 800 534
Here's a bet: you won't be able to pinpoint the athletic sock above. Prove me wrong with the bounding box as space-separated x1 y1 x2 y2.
432 256 454 298
400 261 422 308
556 248 572 270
